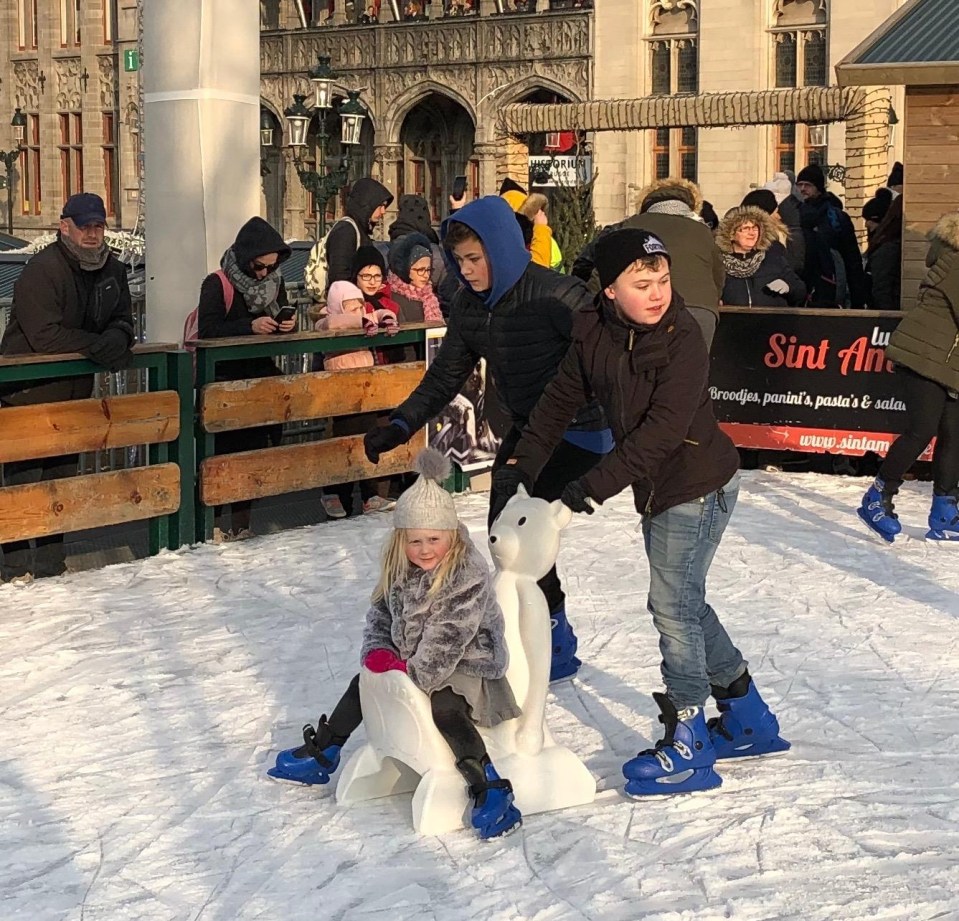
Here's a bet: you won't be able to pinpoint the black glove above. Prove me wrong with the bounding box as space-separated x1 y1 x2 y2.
88 327 133 372
561 480 595 515
489 465 533 523
364 421 409 463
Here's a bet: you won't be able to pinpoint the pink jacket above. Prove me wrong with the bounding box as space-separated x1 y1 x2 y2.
315 280 374 370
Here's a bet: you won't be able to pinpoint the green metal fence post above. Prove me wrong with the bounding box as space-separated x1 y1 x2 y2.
168 349 196 550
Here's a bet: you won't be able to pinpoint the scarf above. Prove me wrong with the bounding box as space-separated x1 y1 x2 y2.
220 247 282 316
645 200 704 222
388 271 442 323
722 251 765 278
60 234 110 271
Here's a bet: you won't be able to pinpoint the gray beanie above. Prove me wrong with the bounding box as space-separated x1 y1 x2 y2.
393 448 458 531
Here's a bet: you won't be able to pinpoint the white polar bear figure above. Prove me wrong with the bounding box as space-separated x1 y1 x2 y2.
335 485 596 834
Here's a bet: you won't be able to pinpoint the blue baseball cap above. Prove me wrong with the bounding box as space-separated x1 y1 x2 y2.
61 192 107 227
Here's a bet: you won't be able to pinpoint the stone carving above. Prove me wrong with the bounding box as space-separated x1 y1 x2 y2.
650 0 698 34
98 55 116 109
55 58 84 111
773 0 827 27
14 60 42 110
261 36 285 73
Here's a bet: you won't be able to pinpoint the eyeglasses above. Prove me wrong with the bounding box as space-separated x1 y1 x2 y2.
251 260 279 274
358 272 383 283
409 266 431 277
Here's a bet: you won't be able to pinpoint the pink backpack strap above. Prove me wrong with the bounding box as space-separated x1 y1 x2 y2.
215 269 235 314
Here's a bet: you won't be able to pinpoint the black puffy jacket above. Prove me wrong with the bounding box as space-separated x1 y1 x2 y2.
392 263 604 433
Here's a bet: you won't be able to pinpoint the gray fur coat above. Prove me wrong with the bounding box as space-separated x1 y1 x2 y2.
360 531 509 693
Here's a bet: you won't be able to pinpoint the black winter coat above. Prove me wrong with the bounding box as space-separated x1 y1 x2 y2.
776 195 805 274
392 263 603 433
721 243 807 307
0 239 134 405
800 193 867 308
511 296 740 517
866 240 902 311
197 273 289 383
326 178 393 290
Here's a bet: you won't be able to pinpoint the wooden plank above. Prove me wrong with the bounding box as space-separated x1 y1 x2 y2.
200 436 419 506
905 164 959 185
905 125 959 146
201 363 425 432
897 145 959 166
905 102 959 129
0 342 179 368
0 464 180 542
905 202 953 224
191 321 440 349
903 183 959 204
0 392 180 463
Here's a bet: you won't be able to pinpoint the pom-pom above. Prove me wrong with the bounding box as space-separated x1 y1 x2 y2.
413 447 451 483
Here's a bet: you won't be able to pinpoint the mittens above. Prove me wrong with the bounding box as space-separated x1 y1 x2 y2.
489 465 533 522
364 421 409 463
363 648 407 673
763 279 790 296
88 327 133 372
561 480 595 515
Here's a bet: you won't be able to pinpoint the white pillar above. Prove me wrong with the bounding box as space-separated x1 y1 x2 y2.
143 0 261 343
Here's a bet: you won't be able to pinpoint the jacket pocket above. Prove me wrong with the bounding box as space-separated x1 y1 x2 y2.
92 277 121 331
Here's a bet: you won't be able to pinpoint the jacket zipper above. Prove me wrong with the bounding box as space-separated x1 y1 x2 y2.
624 325 654 516
947 332 959 363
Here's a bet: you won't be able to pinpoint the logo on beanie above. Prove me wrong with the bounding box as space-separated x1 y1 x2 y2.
643 236 668 256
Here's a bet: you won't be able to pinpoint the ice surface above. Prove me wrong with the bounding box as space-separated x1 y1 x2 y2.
2 471 959 920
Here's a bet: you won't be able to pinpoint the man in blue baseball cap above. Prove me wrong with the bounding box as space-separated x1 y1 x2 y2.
0 192 135 582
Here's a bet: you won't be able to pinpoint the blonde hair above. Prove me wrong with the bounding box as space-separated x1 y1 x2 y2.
371 527 469 602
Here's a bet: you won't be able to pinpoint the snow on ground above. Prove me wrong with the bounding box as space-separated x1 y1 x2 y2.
2 471 959 921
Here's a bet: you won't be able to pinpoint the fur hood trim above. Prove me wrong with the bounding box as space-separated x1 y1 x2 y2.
636 177 704 215
716 206 781 254
930 212 959 251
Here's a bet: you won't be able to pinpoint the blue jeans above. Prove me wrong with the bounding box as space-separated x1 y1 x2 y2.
641 474 746 708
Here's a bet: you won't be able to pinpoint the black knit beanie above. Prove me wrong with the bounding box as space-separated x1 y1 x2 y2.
887 161 903 187
796 163 826 193
351 244 386 279
499 177 527 197
595 229 671 289
741 189 778 214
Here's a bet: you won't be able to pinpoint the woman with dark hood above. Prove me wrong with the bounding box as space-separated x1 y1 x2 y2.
323 177 393 293
865 194 903 311
197 216 293 541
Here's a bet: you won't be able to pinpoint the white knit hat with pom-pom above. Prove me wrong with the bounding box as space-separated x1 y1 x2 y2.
393 448 457 531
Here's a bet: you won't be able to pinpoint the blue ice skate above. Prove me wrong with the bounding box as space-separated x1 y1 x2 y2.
708 679 790 760
623 693 722 797
550 607 582 682
857 478 902 542
267 716 343 785
460 758 522 839
927 494 959 541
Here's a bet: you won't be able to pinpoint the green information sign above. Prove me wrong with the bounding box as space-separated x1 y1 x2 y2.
123 49 140 72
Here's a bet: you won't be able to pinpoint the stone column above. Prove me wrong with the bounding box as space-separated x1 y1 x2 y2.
143 0 261 343
497 134 529 191
844 86 892 243
373 142 403 234
471 142 498 197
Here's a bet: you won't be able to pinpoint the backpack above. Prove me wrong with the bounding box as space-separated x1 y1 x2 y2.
304 217 362 302
183 269 234 378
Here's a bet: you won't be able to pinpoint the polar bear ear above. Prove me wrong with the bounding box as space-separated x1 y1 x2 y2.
550 498 573 528
516 483 530 500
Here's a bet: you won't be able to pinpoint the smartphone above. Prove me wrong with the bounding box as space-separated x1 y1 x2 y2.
273 306 296 325
452 175 467 200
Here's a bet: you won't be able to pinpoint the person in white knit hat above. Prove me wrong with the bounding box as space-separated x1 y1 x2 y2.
268 448 524 839
761 171 805 273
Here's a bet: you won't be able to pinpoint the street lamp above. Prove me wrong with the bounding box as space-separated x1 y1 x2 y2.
260 108 275 177
1 107 26 236
284 62 368 239
308 55 334 113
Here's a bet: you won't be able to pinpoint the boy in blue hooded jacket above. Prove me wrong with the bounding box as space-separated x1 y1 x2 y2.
364 195 611 681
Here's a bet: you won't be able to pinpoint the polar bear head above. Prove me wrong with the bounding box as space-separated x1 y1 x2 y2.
488 485 573 580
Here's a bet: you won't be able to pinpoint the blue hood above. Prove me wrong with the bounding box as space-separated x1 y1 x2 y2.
441 196 531 308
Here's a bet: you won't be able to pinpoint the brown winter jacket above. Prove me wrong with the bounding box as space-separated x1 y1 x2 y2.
510 295 740 517
885 212 959 392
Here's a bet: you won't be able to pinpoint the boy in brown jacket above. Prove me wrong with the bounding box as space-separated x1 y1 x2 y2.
494 228 789 796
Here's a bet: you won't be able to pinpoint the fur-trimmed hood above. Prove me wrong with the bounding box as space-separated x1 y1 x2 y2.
636 177 704 215
716 206 784 254
930 212 959 252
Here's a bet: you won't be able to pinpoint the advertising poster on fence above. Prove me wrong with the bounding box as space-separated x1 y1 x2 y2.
709 308 931 458
424 327 505 471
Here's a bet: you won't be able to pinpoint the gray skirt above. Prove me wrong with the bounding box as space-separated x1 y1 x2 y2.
438 670 522 728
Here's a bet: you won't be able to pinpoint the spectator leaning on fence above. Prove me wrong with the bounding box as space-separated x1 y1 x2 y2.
197 216 293 543
0 192 135 583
